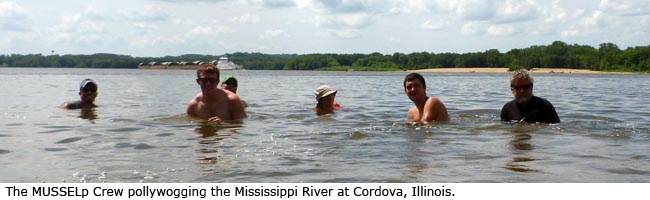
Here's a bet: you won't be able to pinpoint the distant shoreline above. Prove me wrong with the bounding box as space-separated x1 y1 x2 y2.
138 65 202 70
409 68 634 74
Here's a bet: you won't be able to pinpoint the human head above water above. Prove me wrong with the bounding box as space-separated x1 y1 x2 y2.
222 75 237 87
314 85 337 100
403 73 426 89
196 63 219 79
510 69 534 87
79 78 97 92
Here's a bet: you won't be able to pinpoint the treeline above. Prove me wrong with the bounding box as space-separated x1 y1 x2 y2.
1 41 649 72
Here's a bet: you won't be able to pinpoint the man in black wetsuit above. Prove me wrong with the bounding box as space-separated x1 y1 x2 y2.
501 70 560 123
60 78 98 109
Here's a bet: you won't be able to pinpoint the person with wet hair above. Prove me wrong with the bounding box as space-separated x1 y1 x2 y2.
187 64 247 123
501 69 560 123
403 73 449 122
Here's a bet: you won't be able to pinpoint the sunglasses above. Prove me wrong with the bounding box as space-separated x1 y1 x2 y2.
198 77 218 83
511 85 532 91
82 88 97 93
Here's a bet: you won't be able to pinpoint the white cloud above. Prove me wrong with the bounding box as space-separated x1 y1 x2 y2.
487 24 516 36
1 0 648 56
541 0 567 24
259 29 287 39
581 10 606 28
461 22 483 35
230 14 261 24
307 0 399 14
189 25 234 36
455 0 497 21
496 0 541 23
406 0 456 13
326 29 361 39
50 8 110 47
421 18 449 30
317 13 374 29
642 16 650 26
560 26 582 37
0 1 32 31
599 0 650 16
260 0 296 8
118 5 169 22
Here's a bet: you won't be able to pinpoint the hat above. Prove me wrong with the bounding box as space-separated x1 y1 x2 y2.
314 85 337 100
79 78 97 91
223 75 237 83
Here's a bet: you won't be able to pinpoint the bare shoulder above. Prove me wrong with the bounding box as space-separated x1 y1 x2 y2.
406 106 419 121
426 97 445 107
224 89 242 102
186 93 202 114
425 96 449 121
408 106 418 113
188 93 203 105
427 96 443 103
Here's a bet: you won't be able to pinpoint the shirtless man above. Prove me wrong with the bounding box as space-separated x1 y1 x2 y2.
187 64 247 122
404 73 450 122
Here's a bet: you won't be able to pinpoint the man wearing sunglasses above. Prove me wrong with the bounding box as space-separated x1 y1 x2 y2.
187 64 247 123
501 70 560 123
60 78 98 109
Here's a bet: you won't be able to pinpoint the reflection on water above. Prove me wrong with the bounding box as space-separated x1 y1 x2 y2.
79 108 97 121
505 126 538 173
1 68 649 182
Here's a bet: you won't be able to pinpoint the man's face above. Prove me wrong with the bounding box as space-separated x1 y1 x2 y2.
511 78 533 104
79 84 97 103
404 79 426 101
318 93 336 107
221 81 237 93
196 72 219 92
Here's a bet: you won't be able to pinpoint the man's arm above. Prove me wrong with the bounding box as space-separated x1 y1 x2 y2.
229 95 247 120
186 98 198 117
544 100 560 123
500 104 509 122
406 107 418 122
422 97 450 122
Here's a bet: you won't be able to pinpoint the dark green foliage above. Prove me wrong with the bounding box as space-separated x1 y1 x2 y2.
1 42 649 72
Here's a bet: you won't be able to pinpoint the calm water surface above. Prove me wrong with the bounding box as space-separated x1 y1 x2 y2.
1 68 649 182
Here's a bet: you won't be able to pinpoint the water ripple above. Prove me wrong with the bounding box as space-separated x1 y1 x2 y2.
55 137 84 144
44 148 68 152
5 123 24 126
39 129 72 134
133 143 157 150
0 149 10 155
108 127 144 132
113 143 157 149
605 168 650 176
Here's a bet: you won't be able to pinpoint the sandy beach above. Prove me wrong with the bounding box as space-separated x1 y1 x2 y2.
409 67 630 74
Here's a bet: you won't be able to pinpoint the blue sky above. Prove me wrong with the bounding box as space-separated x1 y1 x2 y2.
1 0 648 57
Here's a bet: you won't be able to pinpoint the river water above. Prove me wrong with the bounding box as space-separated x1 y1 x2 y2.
1 68 649 182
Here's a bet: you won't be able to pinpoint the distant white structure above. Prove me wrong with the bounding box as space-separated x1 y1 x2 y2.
212 56 243 70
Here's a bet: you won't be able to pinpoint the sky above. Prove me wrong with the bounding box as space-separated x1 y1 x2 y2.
1 0 648 57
